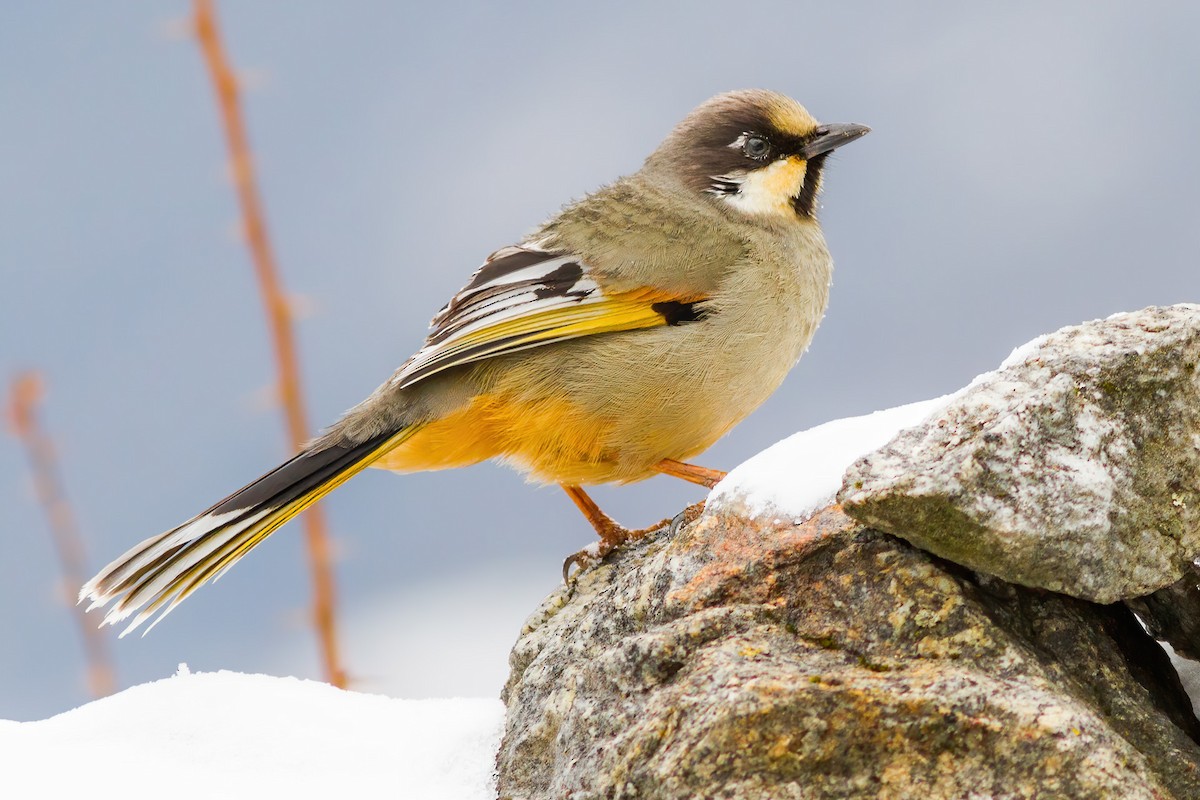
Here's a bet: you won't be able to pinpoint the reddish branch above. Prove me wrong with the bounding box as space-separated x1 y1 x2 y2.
7 371 117 699
192 0 347 688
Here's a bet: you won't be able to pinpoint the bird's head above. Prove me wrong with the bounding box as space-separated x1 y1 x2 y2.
645 89 869 221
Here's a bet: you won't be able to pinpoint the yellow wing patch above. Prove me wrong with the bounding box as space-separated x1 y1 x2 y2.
394 289 687 389
392 245 709 390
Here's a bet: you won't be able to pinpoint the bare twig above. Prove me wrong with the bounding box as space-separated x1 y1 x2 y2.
7 371 117 698
192 0 347 688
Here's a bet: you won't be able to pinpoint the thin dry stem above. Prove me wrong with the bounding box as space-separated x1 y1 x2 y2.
7 371 117 698
192 0 347 688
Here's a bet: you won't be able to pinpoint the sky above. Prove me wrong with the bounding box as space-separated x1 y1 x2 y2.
2 2 1198 720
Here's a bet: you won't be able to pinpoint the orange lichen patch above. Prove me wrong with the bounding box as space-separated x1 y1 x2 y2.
373 392 617 483
668 504 858 609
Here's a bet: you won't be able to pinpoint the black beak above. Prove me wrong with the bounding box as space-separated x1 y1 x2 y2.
801 122 870 159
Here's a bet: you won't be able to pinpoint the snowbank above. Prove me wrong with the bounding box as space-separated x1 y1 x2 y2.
0 666 503 800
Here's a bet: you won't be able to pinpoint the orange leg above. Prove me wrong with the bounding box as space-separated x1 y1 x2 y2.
561 484 628 548
560 484 674 579
656 458 727 489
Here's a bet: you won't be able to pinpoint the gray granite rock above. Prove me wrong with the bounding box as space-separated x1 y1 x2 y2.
838 305 1200 603
496 507 1200 799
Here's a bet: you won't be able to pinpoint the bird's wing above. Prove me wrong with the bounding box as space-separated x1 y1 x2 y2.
392 245 709 389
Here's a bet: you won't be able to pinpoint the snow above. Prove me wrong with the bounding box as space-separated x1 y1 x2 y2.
0 666 504 800
998 333 1050 369
706 396 958 521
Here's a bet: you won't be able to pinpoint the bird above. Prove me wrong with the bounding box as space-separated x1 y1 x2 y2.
80 89 869 635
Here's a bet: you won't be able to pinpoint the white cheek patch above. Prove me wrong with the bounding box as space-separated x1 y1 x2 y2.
717 158 808 217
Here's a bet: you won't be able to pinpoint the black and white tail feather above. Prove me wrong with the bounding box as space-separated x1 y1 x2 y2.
79 428 412 636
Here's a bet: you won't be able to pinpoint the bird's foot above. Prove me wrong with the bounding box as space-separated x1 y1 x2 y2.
561 499 713 580
561 540 610 582
668 499 708 536
562 516 673 582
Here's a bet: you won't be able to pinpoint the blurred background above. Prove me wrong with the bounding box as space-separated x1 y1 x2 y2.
2 2 1197 721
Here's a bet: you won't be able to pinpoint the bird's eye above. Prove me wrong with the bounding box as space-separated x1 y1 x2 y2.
742 136 771 160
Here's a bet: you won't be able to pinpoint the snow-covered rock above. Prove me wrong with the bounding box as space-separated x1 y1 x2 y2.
706 397 955 522
840 305 1200 603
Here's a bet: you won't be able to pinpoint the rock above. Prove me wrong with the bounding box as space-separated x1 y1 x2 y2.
838 305 1200 604
496 506 1200 799
497 305 1200 797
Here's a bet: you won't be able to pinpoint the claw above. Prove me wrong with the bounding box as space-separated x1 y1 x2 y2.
562 540 608 582
561 512 686 582
668 499 708 538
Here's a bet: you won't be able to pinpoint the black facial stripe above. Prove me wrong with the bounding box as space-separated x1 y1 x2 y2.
792 153 827 218
773 131 809 157
652 300 709 326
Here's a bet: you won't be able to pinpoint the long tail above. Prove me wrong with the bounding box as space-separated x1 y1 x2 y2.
80 425 419 637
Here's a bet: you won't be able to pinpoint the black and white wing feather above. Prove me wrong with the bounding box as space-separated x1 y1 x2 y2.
392 244 690 388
